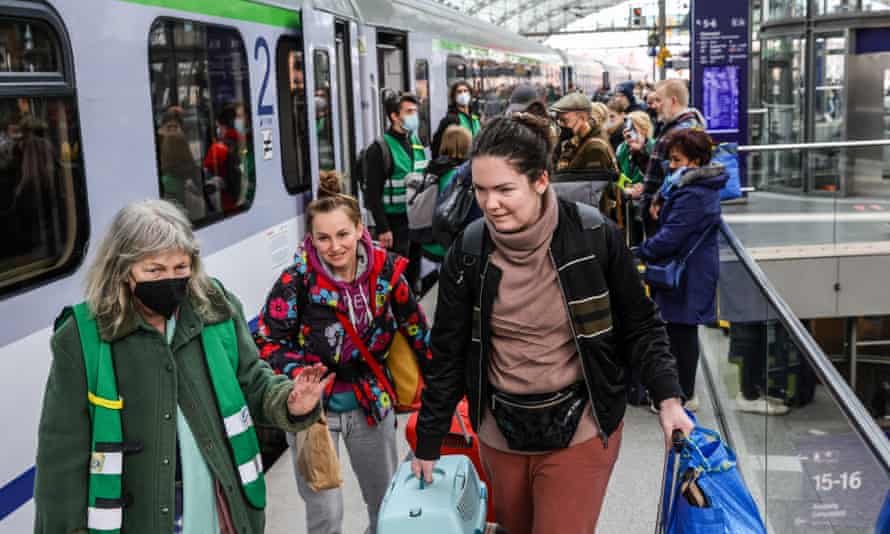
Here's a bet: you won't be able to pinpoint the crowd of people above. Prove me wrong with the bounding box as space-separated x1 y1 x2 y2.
34 76 773 534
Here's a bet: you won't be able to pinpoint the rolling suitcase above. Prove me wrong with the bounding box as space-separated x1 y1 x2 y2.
377 455 503 534
405 398 496 521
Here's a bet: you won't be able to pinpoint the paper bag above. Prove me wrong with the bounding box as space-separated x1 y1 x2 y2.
296 413 343 492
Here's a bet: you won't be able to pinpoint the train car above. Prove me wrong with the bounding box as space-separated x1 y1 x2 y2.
0 0 562 531
566 51 649 96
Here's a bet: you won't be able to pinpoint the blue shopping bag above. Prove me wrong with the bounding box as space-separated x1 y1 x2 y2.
876 489 890 533
712 143 742 202
661 420 766 534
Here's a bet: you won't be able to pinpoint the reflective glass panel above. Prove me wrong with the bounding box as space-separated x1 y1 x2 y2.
0 19 59 73
313 49 335 174
758 36 806 191
0 96 86 294
149 19 256 224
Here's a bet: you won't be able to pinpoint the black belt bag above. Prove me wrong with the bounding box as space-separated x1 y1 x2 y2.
490 381 588 452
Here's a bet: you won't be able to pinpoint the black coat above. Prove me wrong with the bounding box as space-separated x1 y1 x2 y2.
415 199 683 459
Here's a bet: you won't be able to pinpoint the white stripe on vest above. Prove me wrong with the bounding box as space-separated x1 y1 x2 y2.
224 406 255 438
238 453 264 485
88 506 123 531
89 451 123 475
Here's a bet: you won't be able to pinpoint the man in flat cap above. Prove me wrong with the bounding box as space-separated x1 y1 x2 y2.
551 93 618 173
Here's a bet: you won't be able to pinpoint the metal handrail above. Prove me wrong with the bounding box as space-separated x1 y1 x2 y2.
719 220 890 474
738 139 890 152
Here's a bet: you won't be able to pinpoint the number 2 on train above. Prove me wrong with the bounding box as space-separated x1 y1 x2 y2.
255 36 274 117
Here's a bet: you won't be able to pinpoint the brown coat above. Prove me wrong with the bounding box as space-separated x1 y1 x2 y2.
556 125 618 173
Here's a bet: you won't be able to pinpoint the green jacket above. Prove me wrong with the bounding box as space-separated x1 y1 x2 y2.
616 138 655 187
34 287 320 534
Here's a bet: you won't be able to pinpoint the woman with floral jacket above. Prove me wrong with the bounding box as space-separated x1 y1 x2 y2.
254 172 430 534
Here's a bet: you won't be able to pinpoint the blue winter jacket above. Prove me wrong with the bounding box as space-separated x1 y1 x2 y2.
638 164 728 325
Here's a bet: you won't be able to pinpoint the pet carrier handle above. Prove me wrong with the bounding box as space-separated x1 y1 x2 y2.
454 406 473 446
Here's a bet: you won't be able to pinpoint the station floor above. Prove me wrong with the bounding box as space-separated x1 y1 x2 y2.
723 191 890 249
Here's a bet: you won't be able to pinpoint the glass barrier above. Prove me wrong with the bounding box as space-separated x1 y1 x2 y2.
698 222 890 532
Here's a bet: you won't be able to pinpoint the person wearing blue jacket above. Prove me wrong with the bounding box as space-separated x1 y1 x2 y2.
638 128 727 412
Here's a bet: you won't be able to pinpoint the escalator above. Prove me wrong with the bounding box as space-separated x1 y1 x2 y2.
700 221 890 533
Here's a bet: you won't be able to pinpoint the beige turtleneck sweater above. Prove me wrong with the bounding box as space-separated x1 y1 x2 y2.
478 188 598 453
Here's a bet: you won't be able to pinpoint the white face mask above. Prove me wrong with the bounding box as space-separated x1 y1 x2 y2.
456 92 471 107
234 118 246 135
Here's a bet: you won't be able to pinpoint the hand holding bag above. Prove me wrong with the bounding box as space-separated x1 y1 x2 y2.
295 412 343 492
661 415 767 534
645 225 718 291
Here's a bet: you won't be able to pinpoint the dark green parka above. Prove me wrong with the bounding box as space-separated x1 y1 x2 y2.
34 287 320 534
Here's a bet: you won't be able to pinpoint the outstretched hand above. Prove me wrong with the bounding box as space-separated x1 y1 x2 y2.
287 363 335 416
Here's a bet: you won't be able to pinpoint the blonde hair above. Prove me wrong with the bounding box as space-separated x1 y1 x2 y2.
440 125 472 159
590 102 609 128
85 200 225 339
656 79 689 108
628 110 654 140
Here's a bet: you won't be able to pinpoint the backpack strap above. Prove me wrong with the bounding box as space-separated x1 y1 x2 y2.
376 137 393 179
461 218 486 259
574 202 609 276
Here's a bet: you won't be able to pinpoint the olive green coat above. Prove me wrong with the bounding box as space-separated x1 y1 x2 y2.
556 125 619 173
34 287 320 534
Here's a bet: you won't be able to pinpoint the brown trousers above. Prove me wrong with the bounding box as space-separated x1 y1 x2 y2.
479 422 623 534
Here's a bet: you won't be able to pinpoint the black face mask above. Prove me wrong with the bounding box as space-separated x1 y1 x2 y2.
133 277 189 319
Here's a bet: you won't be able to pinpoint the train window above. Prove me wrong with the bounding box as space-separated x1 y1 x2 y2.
0 19 59 74
313 49 335 175
0 13 88 298
415 59 430 146
148 19 255 225
276 36 310 194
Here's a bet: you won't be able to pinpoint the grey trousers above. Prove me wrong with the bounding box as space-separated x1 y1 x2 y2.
289 409 398 534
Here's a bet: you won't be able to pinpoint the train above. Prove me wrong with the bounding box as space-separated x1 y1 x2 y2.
0 0 630 530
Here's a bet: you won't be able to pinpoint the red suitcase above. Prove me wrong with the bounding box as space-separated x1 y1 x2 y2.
405 398 496 521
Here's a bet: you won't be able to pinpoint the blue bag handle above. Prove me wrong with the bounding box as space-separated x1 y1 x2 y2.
682 426 737 474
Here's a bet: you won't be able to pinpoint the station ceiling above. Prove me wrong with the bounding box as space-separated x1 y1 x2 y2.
434 0 628 35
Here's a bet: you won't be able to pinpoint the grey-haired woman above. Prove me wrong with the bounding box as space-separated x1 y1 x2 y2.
34 199 329 534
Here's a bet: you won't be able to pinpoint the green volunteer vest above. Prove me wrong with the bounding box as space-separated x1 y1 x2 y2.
383 132 427 215
72 303 266 534
458 112 481 137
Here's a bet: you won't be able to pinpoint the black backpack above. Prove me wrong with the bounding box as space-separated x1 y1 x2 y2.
353 137 393 194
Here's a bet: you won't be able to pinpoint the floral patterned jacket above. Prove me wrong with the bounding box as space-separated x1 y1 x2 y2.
254 243 431 425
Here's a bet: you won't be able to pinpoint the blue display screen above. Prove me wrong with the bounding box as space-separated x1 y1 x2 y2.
702 65 740 133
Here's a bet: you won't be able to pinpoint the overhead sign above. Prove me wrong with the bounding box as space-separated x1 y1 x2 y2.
690 0 750 186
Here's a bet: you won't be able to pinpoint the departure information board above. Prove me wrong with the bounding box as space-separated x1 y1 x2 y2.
690 0 750 183
702 65 741 133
